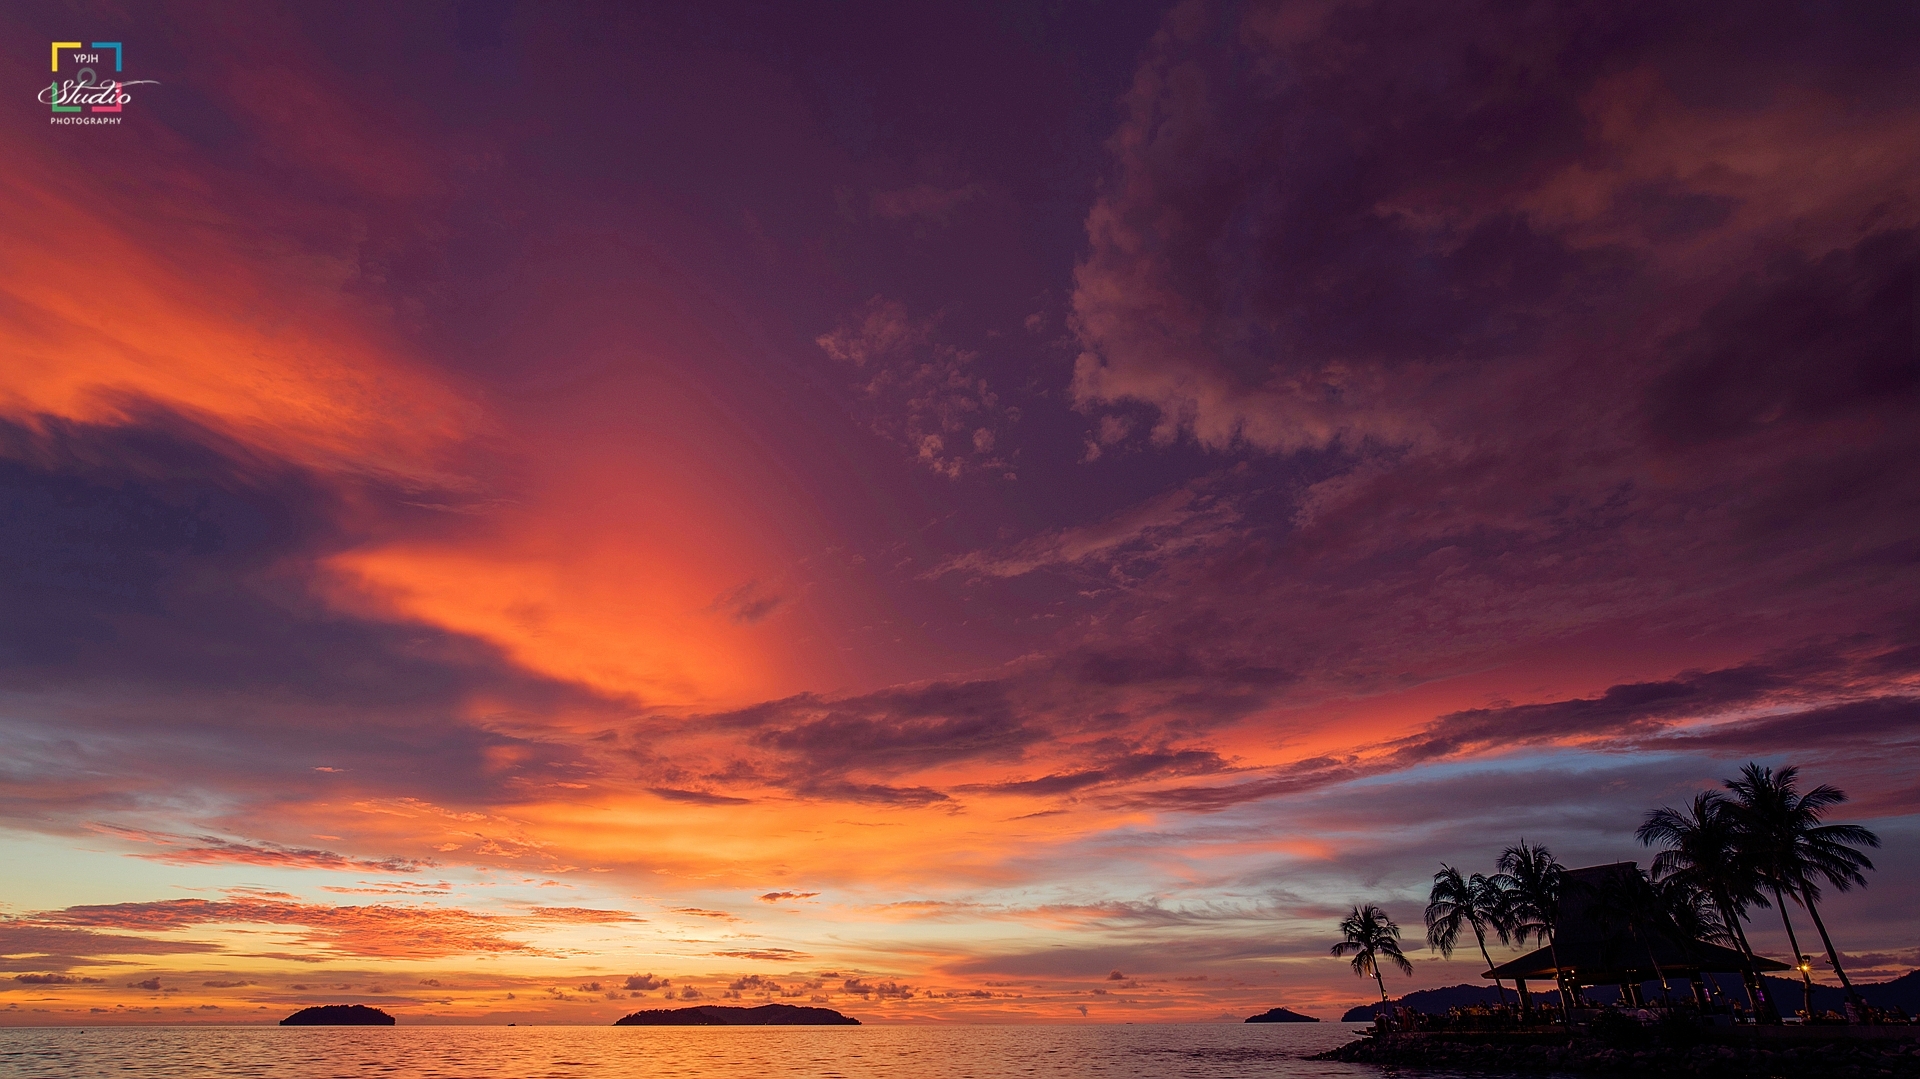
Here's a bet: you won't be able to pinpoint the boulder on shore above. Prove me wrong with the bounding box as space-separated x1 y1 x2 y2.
280 1004 394 1026
1245 1007 1320 1023
614 1003 858 1026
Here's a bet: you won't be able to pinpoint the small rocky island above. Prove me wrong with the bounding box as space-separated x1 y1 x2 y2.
614 1003 859 1026
1245 1006 1320 1022
280 1004 395 1026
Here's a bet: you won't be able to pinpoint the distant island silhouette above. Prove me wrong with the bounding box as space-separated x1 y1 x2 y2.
614 1003 859 1026
1244 1006 1319 1022
280 1004 394 1026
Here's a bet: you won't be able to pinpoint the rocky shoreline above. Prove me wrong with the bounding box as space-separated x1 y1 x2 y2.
1311 1031 1920 1076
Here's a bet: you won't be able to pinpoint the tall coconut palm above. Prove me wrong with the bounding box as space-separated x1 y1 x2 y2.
1638 791 1779 1019
1332 903 1414 1007
1725 763 1880 1008
1426 864 1512 1006
1496 841 1567 1019
1652 874 1731 954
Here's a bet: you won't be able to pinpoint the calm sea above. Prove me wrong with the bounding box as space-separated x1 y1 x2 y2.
0 1023 1469 1079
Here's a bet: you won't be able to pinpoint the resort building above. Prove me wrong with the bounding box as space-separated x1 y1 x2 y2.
1484 862 1790 1011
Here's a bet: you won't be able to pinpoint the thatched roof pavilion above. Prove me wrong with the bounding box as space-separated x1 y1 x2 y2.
1484 862 1788 1002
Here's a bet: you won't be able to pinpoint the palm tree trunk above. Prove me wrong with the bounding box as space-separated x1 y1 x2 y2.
1722 900 1781 1023
1797 889 1862 1005
1631 926 1674 1001
1715 895 1764 1017
1473 923 1511 1006
1771 885 1815 1017
1547 932 1571 1023
1374 964 1390 1031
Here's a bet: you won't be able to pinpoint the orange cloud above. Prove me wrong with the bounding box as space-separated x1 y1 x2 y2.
0 137 473 487
38 899 540 961
88 824 432 875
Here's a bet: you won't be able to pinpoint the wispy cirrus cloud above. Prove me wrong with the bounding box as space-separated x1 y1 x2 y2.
23 894 652 963
523 907 645 924
931 481 1241 582
89 825 433 875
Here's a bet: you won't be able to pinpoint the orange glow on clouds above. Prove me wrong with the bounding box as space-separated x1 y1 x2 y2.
5 1 1917 1029
0 143 472 487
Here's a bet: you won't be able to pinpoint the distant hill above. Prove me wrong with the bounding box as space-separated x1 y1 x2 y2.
1341 970 1920 1021
1245 1006 1319 1022
280 1004 394 1026
1342 984 1535 1021
614 1003 859 1026
1756 970 1920 1015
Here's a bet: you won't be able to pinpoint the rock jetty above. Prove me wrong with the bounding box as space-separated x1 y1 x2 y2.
1313 1031 1920 1076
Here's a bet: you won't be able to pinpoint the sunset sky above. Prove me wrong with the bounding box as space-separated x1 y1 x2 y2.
3 0 1916 1025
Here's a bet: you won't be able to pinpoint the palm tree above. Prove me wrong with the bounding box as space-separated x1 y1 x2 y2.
1496 841 1567 1020
1426 864 1513 1006
1652 873 1731 955
1638 791 1780 1019
1332 903 1414 1008
1652 873 1733 1008
1725 763 1880 1009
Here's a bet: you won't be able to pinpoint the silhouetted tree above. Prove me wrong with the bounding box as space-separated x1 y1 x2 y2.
1426 864 1513 1006
1496 841 1568 1020
1638 790 1779 1019
1725 763 1879 1009
1333 903 1413 1006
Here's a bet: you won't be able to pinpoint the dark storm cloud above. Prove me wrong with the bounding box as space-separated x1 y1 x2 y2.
91 827 432 874
27 897 558 960
1383 653 1825 765
1114 754 1367 814
0 410 586 707
1648 228 1920 448
707 580 786 625
0 409 621 828
1071 0 1920 448
894 0 1920 776
671 662 1266 803
1100 632 1920 816
959 747 1233 797
0 924 220 973
1655 697 1920 757
726 680 1040 775
1073 1 1639 448
1392 635 1920 766
646 787 753 806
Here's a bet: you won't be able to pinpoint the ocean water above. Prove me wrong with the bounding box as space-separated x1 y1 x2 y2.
0 1023 1437 1079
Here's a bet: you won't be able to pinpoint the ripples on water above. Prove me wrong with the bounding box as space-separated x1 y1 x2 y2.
0 1023 1434 1079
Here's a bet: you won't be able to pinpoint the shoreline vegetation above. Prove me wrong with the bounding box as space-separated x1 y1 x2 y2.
1333 761 1902 1023
1313 760 1913 1072
1310 1027 1920 1076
